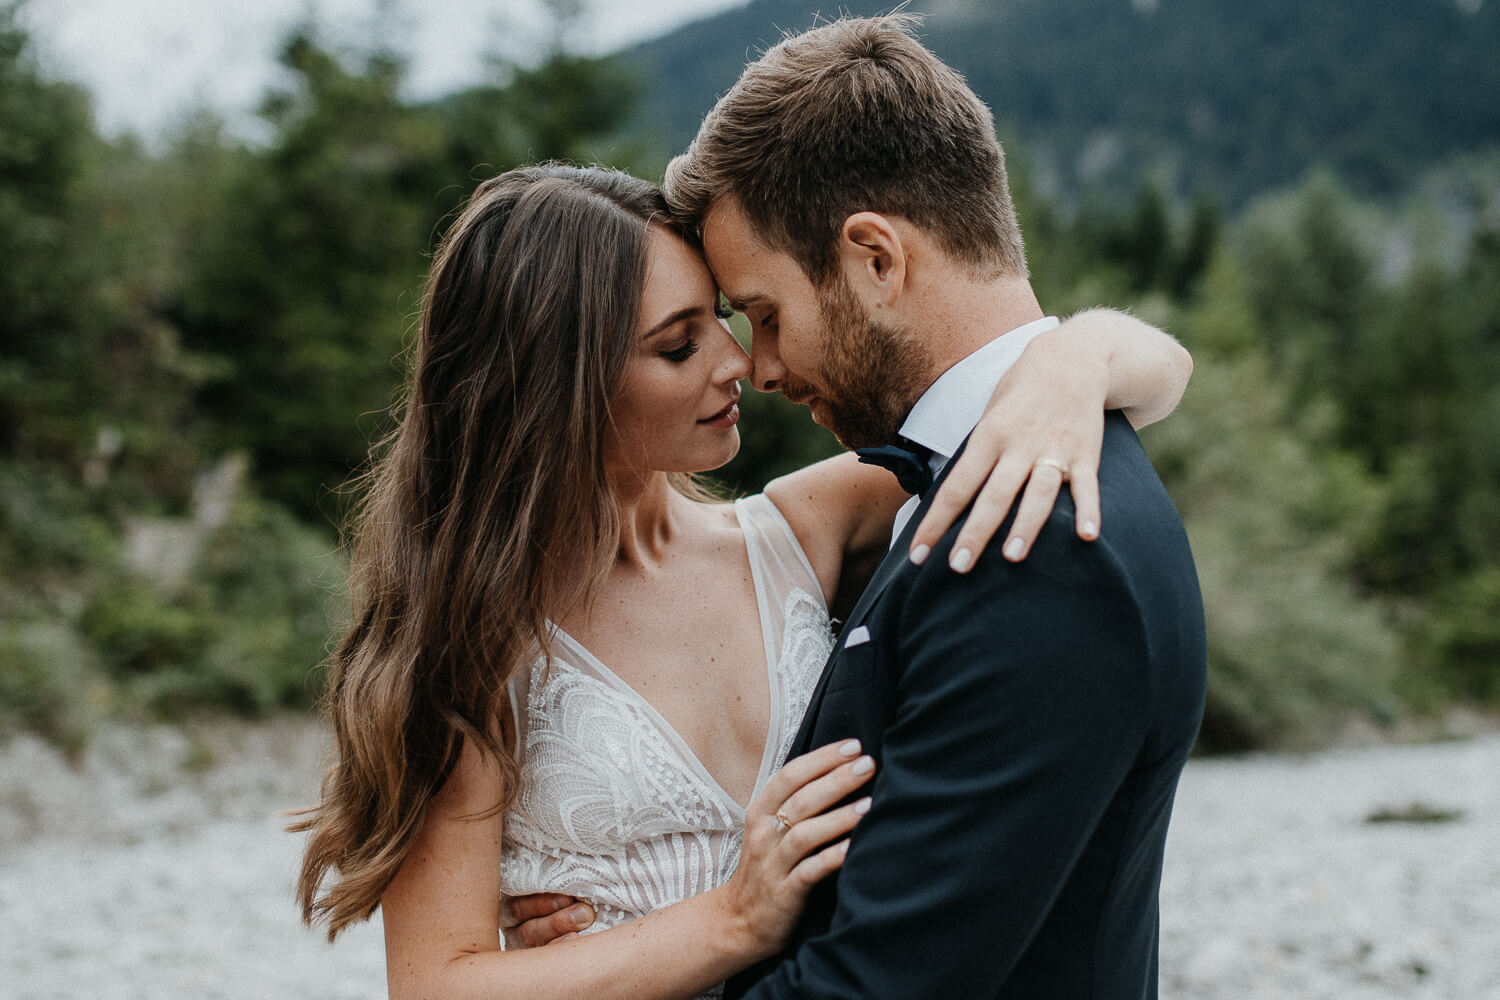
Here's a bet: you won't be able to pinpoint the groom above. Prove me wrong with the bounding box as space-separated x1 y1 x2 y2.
663 14 1206 999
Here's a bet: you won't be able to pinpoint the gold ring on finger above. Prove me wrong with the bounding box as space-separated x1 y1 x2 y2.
773 809 795 833
1036 458 1069 477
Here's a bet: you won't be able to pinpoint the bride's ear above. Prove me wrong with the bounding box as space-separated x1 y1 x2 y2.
838 212 906 309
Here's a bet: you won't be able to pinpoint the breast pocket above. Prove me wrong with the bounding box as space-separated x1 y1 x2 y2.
814 641 892 751
825 637 879 692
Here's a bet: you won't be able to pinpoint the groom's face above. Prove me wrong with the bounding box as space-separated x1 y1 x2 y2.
702 198 925 449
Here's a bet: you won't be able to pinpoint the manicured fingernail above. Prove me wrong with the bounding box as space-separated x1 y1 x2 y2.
853 796 872 815
1081 520 1099 539
950 547 973 572
841 840 851 855
910 543 930 566
852 756 875 776
570 904 593 928
839 739 861 757
1004 537 1025 561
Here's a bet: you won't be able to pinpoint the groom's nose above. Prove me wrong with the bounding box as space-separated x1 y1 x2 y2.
749 330 787 393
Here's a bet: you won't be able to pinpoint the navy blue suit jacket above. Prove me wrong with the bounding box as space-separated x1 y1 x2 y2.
726 412 1206 999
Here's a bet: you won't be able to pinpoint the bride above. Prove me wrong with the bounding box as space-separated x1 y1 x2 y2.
293 164 1191 999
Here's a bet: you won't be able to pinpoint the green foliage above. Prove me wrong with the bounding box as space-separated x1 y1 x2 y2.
1240 177 1500 620
505 54 642 163
0 461 116 591
1144 347 1400 749
1152 172 1500 735
175 30 651 520
1242 177 1383 429
79 489 342 717
0 14 351 743
1016 174 1223 320
2 2 1497 755
83 577 206 678
174 33 446 517
0 4 208 517
1415 570 1500 702
1360 231 1500 594
0 10 653 746
0 622 100 757
0 3 112 458
191 494 344 709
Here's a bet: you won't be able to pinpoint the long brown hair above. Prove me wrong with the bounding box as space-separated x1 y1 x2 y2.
292 164 683 938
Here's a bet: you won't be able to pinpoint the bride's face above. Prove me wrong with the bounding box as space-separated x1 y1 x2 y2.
604 226 750 477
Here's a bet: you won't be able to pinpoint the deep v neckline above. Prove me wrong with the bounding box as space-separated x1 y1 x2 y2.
548 502 782 815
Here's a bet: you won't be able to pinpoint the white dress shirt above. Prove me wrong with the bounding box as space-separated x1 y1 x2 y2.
889 316 1060 544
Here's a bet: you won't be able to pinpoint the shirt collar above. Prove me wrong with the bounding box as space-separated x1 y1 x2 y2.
898 316 1060 468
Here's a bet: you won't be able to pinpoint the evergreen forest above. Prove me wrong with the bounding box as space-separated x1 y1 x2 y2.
2 0 1497 754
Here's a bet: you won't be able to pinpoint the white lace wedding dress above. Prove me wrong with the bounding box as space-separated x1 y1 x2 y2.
500 494 834 998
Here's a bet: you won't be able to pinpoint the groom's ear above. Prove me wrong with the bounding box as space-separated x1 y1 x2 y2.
838 212 907 309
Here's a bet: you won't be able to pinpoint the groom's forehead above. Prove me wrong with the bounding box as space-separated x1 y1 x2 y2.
699 197 743 249
702 200 800 298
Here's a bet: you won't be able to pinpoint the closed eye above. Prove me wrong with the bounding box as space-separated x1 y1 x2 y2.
660 340 700 363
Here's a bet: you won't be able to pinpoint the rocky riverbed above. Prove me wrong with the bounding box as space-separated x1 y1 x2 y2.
1 718 1495 999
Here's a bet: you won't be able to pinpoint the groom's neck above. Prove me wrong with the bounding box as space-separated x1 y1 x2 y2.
908 270 1044 386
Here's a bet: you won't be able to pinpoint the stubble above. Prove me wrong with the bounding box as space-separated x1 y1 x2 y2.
803 276 930 450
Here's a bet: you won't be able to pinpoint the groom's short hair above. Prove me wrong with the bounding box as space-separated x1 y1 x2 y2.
665 13 1027 286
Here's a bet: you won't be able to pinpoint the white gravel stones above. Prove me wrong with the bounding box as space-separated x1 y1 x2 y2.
0 720 386 1000
1160 735 1500 999
1 720 1495 999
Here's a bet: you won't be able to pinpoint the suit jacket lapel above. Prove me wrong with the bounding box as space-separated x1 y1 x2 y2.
791 438 972 753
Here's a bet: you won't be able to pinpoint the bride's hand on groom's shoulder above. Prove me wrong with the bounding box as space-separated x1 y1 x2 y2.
499 892 595 948
717 739 876 960
910 327 1107 573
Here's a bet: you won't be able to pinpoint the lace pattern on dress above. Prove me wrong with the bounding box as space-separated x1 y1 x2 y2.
500 496 833 1000
772 587 830 772
500 656 741 932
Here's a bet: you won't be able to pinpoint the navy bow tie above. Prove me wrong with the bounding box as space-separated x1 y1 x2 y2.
856 441 935 496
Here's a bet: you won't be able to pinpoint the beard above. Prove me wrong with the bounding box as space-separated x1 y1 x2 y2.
794 276 929 450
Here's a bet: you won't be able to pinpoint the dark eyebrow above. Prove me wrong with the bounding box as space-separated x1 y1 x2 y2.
642 306 701 341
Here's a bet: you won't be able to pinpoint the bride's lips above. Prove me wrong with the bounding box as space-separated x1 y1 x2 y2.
699 399 741 428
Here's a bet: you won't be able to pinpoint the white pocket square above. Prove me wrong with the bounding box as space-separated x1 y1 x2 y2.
844 625 872 648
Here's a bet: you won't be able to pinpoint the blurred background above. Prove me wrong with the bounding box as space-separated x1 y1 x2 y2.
2 0 1498 760
3 2 1499 997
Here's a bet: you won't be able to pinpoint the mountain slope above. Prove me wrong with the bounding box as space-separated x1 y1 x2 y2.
617 0 1500 203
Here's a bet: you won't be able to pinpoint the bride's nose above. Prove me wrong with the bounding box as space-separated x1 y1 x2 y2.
714 327 752 384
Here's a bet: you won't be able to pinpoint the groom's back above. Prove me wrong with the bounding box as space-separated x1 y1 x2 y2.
992 413 1205 997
